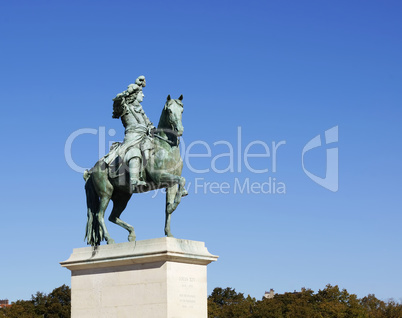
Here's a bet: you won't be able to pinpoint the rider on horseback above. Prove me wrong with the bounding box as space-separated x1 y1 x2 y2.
108 76 155 191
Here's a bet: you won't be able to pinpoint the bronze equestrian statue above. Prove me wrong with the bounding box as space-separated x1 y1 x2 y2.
84 76 187 246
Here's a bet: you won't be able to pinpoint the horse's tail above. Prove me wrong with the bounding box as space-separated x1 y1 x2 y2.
84 174 103 246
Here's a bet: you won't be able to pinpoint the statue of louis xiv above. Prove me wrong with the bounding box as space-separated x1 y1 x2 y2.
106 76 155 191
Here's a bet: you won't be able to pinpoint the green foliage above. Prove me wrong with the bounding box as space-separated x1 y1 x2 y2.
208 287 256 318
1 283 401 318
208 285 402 318
0 300 38 318
0 285 71 318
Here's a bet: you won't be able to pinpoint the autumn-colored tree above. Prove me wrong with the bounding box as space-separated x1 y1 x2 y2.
0 299 38 318
361 293 387 318
0 285 71 318
253 297 285 318
315 284 354 317
208 287 256 318
208 285 402 318
284 289 321 318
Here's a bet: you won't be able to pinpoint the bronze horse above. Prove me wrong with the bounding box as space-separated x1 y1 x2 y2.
84 95 186 246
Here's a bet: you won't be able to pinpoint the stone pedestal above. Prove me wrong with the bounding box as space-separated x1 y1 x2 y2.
60 237 218 318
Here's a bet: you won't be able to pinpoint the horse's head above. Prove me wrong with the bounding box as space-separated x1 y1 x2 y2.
162 95 184 136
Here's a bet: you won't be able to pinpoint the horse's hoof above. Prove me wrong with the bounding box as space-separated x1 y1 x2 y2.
128 234 136 242
107 239 115 245
181 188 188 197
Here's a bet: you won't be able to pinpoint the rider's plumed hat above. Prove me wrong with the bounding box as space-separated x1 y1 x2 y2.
135 75 146 87
126 76 146 94
113 76 146 101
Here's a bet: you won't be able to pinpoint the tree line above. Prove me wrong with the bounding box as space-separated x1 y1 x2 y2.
208 285 402 318
0 285 70 318
1 284 401 317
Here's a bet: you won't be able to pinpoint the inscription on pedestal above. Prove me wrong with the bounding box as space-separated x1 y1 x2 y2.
179 276 197 309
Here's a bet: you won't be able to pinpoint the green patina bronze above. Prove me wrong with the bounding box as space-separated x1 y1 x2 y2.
84 76 187 246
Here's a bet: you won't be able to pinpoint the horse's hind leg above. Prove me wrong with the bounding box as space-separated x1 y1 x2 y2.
98 196 115 244
109 194 136 242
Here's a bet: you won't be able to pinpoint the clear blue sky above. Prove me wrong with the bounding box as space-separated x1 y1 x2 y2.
1 0 401 303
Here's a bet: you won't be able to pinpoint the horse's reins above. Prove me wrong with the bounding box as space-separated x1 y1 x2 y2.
153 133 174 145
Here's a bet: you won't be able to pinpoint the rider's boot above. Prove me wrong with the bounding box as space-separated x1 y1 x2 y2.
129 157 146 191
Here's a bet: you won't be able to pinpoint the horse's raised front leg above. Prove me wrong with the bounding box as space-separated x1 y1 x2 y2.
165 177 186 237
165 185 177 237
109 194 136 242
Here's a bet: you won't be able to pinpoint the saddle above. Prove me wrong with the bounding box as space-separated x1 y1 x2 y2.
103 142 144 181
107 155 128 180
